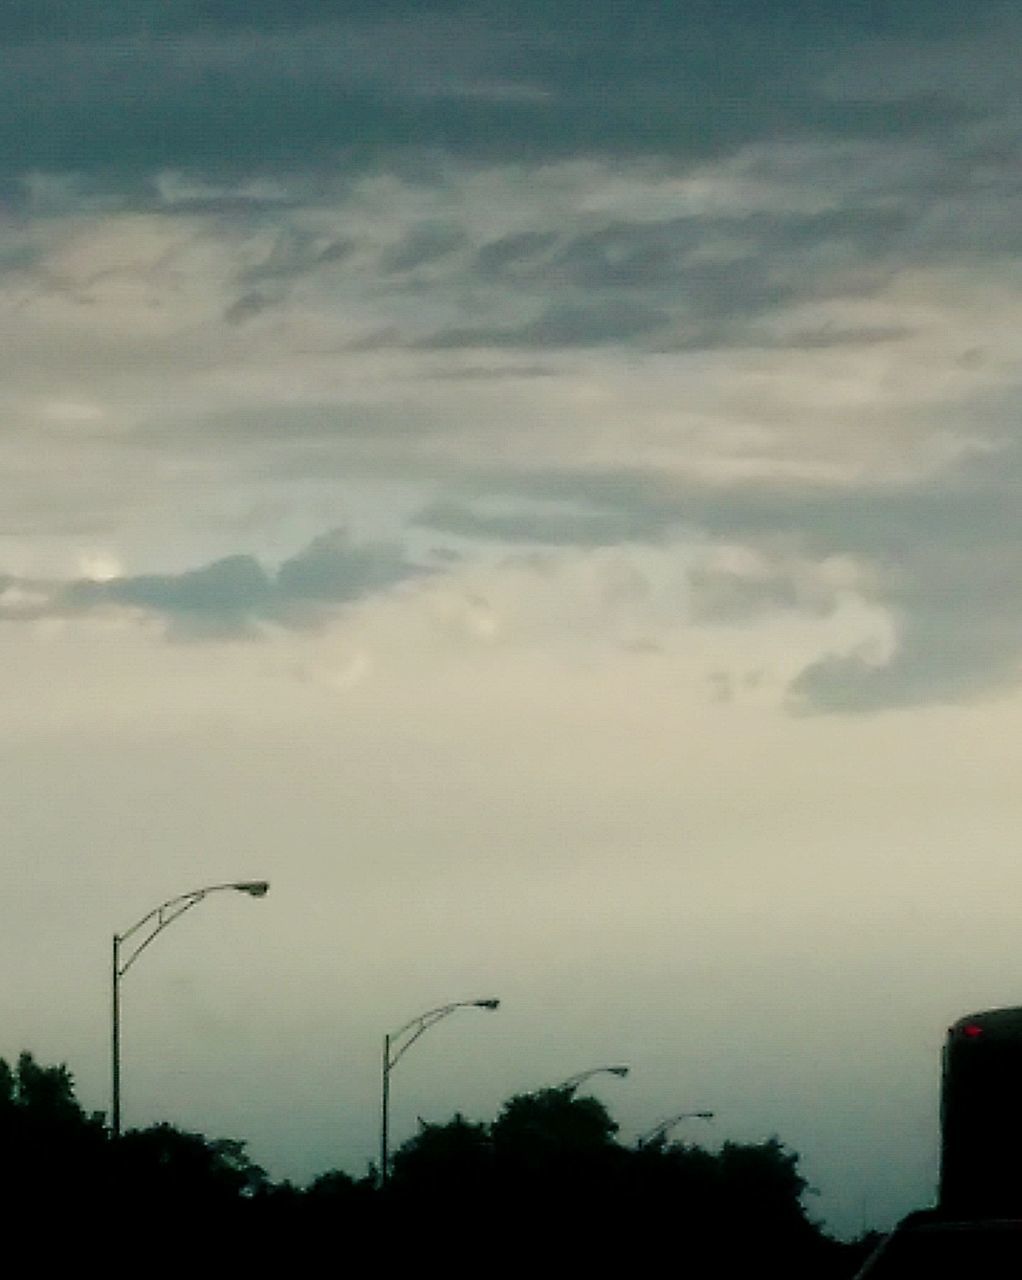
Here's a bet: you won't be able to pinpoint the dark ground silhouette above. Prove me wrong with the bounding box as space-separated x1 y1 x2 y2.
0 1050 876 1274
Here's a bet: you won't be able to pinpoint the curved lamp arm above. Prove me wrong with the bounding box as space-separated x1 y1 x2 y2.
637 1110 714 1146
380 996 499 1186
115 881 270 977
111 879 269 1139
386 998 500 1071
555 1064 630 1093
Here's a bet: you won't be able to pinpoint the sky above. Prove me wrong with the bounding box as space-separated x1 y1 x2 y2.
3 0 1022 1236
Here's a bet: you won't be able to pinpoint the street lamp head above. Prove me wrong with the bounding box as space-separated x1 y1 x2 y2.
608 1065 630 1078
234 881 270 897
474 998 500 1010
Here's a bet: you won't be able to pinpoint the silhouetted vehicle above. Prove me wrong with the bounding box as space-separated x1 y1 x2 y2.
854 1210 1022 1277
855 1006 1022 1276
940 1006 1022 1218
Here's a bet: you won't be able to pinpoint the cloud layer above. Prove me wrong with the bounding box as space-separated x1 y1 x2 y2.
6 4 1022 1240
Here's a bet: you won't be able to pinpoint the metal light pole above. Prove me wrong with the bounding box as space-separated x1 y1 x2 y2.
553 1064 630 1094
111 879 269 1137
636 1109 714 1147
380 997 500 1186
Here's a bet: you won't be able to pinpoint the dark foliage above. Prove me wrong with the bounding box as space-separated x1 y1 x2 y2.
0 1051 107 1213
0 1049 867 1275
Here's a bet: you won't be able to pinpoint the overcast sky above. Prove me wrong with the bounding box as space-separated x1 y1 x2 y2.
4 0 1022 1235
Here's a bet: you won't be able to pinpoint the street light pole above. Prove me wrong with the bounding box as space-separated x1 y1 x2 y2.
553 1064 630 1094
112 932 121 1138
111 879 269 1138
380 997 500 1186
636 1110 714 1147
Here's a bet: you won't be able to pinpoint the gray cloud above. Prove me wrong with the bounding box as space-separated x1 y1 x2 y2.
545 209 909 290
417 364 557 381
219 228 361 323
65 555 272 639
687 567 825 625
790 617 1022 714
416 299 672 350
437 424 1022 713
351 201 923 355
274 527 427 606
414 497 676 547
415 431 1022 714
789 536 1022 713
4 528 426 638
224 291 274 324
380 222 466 273
475 231 559 279
143 404 431 449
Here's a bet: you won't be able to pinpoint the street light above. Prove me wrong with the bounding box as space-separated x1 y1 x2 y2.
380 997 500 1186
553 1064 630 1094
111 880 270 1137
636 1110 714 1147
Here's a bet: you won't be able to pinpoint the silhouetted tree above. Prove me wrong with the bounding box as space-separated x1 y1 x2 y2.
0 1050 96 1125
390 1112 492 1192
0 1048 868 1275
492 1086 621 1190
492 1086 618 1158
622 1134 838 1276
301 1166 379 1227
626 1133 721 1223
115 1121 268 1207
0 1051 107 1215
306 1168 362 1199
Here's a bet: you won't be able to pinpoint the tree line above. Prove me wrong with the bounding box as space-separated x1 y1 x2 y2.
0 1049 879 1274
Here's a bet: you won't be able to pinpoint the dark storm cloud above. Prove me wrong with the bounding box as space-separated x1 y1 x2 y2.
3 2 1011 384
0 1 1004 187
3 529 425 638
0 0 1001 44
0 2 445 41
